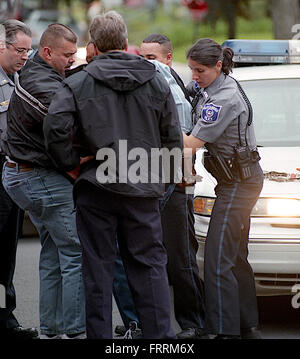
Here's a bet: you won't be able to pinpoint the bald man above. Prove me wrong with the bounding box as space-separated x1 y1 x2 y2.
2 24 85 339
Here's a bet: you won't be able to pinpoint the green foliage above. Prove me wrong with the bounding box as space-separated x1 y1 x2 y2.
113 3 273 63
69 1 273 63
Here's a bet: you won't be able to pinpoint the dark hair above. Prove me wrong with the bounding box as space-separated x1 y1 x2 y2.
142 33 173 54
186 38 234 75
39 23 77 48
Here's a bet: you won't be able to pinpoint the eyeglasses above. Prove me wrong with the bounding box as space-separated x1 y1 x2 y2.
6 42 33 56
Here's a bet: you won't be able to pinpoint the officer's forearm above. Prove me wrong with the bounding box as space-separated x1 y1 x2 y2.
183 132 205 155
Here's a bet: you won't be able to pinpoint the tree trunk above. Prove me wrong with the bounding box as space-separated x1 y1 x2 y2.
271 0 300 39
222 0 238 39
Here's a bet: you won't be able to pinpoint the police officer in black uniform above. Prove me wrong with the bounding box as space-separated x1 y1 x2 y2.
183 38 264 339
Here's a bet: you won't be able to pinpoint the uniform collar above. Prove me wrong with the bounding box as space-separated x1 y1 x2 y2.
204 72 226 98
0 65 16 87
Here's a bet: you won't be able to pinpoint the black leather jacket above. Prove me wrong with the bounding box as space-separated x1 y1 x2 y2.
2 53 64 168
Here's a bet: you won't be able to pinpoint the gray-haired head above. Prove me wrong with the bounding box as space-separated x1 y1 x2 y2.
1 19 31 45
0 24 5 50
89 11 128 53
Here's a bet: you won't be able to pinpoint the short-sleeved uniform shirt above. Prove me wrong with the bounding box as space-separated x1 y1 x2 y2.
190 72 257 158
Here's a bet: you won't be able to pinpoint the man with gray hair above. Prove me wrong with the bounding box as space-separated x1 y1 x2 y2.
2 23 86 339
43 11 182 339
0 19 38 339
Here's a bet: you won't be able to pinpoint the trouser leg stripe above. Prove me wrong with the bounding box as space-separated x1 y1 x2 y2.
216 183 238 333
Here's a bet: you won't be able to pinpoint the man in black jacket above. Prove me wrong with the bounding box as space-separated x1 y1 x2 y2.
43 11 182 339
140 34 206 339
2 23 86 339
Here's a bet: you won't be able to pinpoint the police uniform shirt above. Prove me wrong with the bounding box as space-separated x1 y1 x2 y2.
0 65 16 153
191 72 257 158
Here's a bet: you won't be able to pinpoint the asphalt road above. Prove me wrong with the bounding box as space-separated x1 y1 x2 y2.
12 237 300 340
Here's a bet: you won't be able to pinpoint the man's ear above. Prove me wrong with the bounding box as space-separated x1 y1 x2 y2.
166 52 173 66
124 39 128 52
42 47 52 61
93 42 101 56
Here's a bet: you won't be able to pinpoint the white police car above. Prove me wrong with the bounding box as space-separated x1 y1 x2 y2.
193 40 300 295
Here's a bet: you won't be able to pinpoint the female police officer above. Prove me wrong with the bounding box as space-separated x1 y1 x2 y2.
183 38 264 339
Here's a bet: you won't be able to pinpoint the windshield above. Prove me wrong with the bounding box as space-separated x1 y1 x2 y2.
241 79 300 147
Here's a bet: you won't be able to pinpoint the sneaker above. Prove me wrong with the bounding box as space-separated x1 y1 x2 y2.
123 321 143 339
61 332 86 339
39 334 62 339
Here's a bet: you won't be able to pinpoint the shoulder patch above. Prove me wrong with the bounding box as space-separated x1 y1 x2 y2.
201 103 222 123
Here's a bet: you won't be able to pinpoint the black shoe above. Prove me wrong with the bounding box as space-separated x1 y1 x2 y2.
2 326 39 340
241 327 262 339
214 334 241 340
177 328 208 339
115 325 126 336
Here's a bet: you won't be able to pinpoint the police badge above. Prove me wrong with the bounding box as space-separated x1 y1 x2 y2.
201 103 222 123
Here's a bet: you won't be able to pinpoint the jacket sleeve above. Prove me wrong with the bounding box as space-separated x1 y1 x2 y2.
160 89 183 150
43 82 80 171
159 89 183 183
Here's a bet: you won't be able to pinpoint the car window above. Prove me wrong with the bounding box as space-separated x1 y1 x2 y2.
241 79 300 147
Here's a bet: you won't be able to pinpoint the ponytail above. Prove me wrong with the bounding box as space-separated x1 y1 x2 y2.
222 47 234 75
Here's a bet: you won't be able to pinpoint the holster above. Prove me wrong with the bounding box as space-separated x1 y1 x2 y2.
203 151 234 182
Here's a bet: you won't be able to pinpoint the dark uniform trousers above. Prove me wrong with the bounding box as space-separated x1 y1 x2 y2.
161 187 205 329
75 182 175 339
0 161 24 329
204 163 264 336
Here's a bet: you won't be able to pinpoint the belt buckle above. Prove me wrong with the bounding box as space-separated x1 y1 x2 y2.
19 167 33 172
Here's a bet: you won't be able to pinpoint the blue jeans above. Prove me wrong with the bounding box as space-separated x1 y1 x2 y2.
2 164 85 335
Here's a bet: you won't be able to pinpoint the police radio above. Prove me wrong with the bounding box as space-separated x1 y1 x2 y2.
232 77 254 180
234 145 252 180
